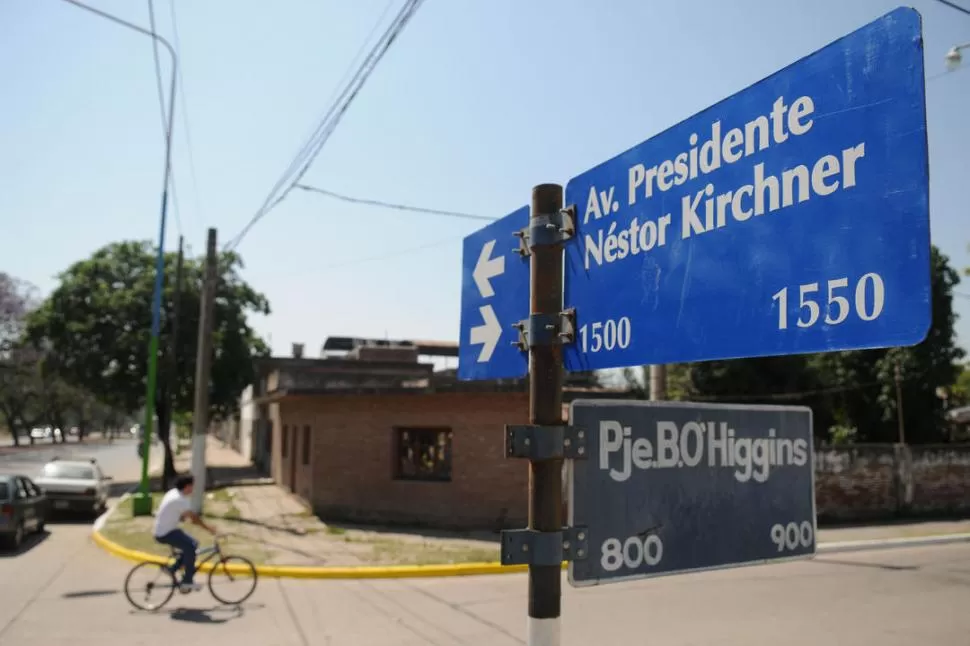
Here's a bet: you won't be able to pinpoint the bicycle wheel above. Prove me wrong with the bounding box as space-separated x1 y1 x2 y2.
124 561 177 611
207 555 258 605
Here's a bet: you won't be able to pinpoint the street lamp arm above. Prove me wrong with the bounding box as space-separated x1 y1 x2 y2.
59 0 179 513
60 0 178 66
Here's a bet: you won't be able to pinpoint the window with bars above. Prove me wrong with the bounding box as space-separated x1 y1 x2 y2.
393 428 452 482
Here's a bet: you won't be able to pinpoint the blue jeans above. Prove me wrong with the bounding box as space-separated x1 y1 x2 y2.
155 529 197 584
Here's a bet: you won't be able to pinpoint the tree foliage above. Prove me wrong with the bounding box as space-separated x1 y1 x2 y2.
621 246 966 445
25 241 270 480
0 272 123 445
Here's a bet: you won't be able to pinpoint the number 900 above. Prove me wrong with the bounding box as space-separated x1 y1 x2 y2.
770 521 814 552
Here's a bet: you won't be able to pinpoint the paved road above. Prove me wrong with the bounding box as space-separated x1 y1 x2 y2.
1 527 969 645
0 438 144 484
0 437 163 646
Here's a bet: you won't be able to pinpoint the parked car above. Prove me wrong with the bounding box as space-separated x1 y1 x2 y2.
0 474 47 549
33 458 112 517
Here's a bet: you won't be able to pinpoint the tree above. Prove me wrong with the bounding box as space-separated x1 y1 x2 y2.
666 245 964 444
815 247 965 443
951 364 970 408
26 241 270 483
619 364 692 400
0 273 42 445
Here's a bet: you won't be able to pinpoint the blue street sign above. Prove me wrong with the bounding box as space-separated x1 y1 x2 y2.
458 206 530 380
563 7 930 373
567 400 816 587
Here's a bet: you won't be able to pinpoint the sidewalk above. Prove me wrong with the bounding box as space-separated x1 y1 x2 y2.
99 436 500 568
95 435 970 571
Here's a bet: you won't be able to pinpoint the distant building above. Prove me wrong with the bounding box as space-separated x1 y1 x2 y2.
223 336 629 531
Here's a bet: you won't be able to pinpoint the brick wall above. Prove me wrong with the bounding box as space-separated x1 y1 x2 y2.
279 391 530 530
264 389 970 528
816 444 970 522
814 445 899 521
909 446 970 515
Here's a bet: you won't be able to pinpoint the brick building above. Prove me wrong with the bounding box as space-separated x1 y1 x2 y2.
248 336 626 531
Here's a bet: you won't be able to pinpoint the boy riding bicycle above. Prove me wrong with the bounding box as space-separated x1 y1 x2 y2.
153 474 218 593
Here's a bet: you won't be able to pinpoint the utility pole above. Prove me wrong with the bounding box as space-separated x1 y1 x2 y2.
190 228 217 512
649 364 667 401
161 236 184 468
894 361 906 444
527 184 565 646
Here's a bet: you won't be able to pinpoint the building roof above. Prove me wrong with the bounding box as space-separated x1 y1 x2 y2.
321 336 458 357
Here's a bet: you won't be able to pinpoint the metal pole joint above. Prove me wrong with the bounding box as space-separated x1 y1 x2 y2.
514 205 576 256
505 424 588 460
512 309 576 350
501 527 590 566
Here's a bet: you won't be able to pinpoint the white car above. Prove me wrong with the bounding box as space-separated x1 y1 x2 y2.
33 458 112 517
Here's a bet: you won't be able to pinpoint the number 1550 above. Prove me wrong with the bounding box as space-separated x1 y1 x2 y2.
772 273 885 330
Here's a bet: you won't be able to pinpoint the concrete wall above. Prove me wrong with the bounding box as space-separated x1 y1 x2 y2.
815 444 970 522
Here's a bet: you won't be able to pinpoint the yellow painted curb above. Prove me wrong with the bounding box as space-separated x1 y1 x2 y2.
91 528 568 579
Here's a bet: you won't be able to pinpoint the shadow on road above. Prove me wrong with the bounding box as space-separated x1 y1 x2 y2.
0 530 50 557
166 603 261 624
813 557 920 572
47 511 99 526
61 589 120 599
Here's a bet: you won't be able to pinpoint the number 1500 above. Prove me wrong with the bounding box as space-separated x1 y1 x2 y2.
772 273 885 330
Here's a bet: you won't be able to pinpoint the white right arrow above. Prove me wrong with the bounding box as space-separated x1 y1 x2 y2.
470 304 501 363
473 239 505 298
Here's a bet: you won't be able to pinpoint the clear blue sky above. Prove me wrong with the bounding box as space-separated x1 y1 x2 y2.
2 0 968 363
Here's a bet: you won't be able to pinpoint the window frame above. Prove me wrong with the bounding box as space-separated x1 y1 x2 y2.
392 426 453 483
14 477 28 500
22 478 40 498
302 425 311 466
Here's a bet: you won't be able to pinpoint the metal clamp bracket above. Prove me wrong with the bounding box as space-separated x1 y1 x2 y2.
505 424 587 460
500 527 589 566
511 308 576 350
511 205 576 256
530 206 576 248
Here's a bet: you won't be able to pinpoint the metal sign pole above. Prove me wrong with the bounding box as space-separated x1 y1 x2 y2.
498 184 586 646
527 184 566 645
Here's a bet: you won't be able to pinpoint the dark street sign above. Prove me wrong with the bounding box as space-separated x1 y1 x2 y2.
568 400 816 587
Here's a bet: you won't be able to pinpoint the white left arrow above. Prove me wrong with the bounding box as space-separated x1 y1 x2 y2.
470 304 501 363
473 240 505 298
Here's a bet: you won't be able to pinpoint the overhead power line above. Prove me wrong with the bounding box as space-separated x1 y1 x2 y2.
224 0 427 252
146 0 183 236
273 0 396 207
931 0 970 17
294 183 495 222
167 0 204 226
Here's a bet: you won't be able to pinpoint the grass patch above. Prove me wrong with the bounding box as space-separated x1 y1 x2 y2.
221 505 242 521
209 489 233 504
355 538 500 565
325 525 347 535
103 490 271 564
101 516 272 564
202 488 242 521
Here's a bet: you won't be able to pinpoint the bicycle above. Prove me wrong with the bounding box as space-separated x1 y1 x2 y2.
123 535 258 611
